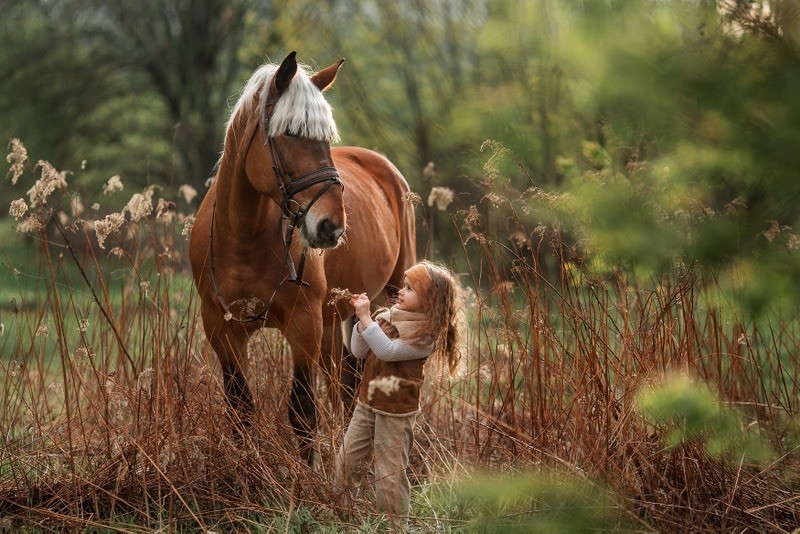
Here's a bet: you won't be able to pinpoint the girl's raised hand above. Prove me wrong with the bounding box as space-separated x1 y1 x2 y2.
350 293 371 319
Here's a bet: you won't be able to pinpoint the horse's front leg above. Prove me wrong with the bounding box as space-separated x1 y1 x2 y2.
284 309 323 464
201 305 255 422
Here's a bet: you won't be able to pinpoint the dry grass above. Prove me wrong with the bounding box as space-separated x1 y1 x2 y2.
1 148 799 532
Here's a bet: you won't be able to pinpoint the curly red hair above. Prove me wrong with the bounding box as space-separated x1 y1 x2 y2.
401 260 465 375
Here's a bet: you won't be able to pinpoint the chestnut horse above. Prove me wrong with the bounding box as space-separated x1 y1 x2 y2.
189 52 416 462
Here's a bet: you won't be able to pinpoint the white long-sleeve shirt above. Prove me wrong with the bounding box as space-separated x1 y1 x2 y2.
350 322 434 362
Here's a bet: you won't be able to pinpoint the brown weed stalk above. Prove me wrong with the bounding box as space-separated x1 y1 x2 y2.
416 186 800 531
2 145 800 531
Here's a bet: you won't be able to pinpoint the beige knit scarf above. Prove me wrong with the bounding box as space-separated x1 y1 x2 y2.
374 307 430 344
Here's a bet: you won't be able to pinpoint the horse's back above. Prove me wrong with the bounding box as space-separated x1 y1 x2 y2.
323 147 416 306
333 146 406 196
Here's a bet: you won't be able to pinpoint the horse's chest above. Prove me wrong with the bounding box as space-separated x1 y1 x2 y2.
218 262 280 292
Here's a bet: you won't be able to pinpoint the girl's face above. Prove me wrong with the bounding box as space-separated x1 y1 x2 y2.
397 276 423 312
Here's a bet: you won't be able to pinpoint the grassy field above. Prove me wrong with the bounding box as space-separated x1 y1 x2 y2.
1 154 799 532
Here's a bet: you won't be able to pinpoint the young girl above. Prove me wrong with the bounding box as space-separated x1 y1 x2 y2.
335 260 464 520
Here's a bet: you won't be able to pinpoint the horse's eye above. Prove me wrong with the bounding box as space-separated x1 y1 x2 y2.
284 131 299 138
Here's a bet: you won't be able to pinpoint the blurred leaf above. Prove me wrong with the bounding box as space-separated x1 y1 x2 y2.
444 471 632 533
636 373 774 464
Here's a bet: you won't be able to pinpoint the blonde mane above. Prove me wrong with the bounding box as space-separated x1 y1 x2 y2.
227 62 339 143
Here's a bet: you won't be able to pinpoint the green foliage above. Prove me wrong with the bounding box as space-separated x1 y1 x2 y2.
446 1 800 313
0 0 257 197
248 507 341 533
3 0 800 313
443 472 632 533
0 5 173 192
636 373 774 464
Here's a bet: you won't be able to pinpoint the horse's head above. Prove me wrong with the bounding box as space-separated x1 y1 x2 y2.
242 52 346 249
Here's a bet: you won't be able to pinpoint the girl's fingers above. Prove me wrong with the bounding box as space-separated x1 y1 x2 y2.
350 293 370 311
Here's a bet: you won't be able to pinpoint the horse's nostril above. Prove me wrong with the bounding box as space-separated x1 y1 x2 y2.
318 218 339 242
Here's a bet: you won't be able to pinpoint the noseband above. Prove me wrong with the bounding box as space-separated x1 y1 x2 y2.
264 100 344 286
208 97 343 324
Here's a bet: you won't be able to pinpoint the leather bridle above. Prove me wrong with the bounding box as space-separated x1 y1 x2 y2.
208 96 344 324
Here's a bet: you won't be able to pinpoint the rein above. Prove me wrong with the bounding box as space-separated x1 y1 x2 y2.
208 97 343 324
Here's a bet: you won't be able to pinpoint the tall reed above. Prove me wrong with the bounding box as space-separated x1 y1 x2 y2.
1 142 798 532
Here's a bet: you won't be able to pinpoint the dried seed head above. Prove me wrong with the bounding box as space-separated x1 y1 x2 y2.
229 297 264 319
493 280 515 294
510 231 530 249
94 212 126 249
328 287 356 306
124 187 155 222
28 161 68 207
17 215 44 233
181 216 195 240
423 161 437 181
761 220 788 244
103 175 124 195
6 139 28 184
156 198 176 222
402 191 422 206
9 198 28 220
178 184 198 204
483 192 503 208
428 187 455 211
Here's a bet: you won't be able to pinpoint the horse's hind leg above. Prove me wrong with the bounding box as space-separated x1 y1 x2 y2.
289 361 315 464
284 310 323 464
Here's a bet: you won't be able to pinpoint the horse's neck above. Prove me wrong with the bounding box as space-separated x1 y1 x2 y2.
213 151 277 243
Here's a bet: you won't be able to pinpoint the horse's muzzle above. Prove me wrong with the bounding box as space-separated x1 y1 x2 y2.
303 217 344 248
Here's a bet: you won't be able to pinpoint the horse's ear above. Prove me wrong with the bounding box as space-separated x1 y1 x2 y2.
273 51 298 97
311 58 345 93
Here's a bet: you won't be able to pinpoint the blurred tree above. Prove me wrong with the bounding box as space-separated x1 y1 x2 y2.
448 0 570 184
264 0 486 177
0 0 276 195
534 0 800 310
260 0 488 259
0 2 161 188
5 0 800 310
69 0 273 191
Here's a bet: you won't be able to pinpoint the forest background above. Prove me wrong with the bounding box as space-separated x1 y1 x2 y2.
2 0 800 299
3 0 800 532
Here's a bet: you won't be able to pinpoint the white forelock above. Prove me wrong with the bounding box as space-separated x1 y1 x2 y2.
227 62 339 143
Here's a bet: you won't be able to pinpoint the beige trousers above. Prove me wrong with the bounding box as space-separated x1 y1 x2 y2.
335 403 416 517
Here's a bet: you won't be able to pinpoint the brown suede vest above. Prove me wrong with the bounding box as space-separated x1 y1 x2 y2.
356 317 431 416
